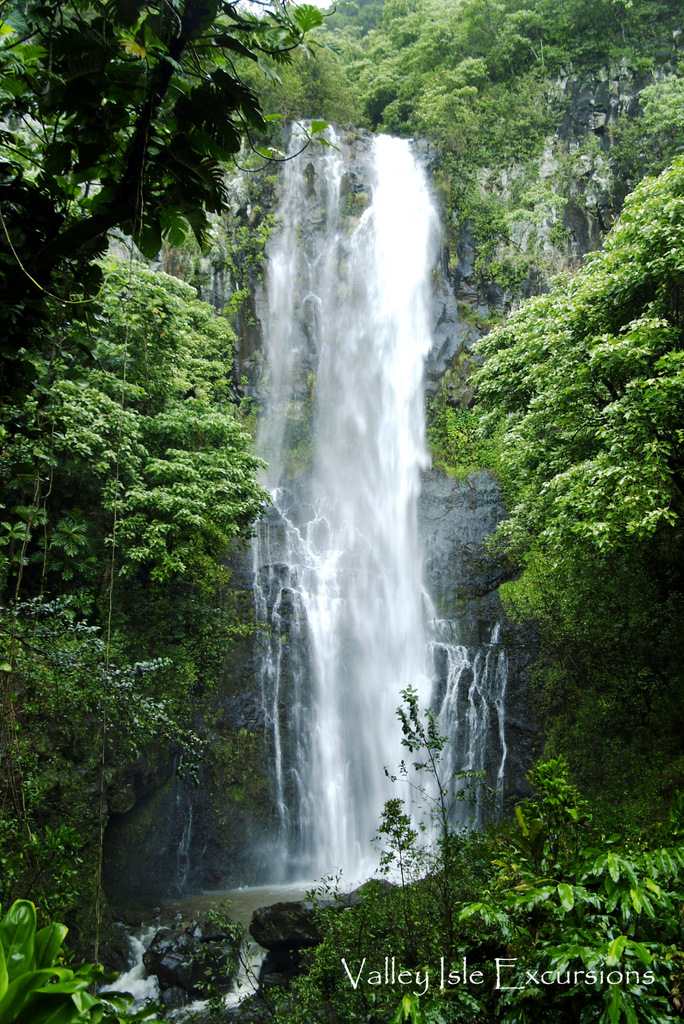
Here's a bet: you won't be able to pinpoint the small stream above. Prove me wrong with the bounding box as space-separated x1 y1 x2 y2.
102 926 160 1006
110 882 318 1013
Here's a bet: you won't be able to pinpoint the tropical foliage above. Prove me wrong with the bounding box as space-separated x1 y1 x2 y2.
0 899 153 1024
0 256 267 945
243 0 683 308
0 0 327 404
2 0 684 991
475 157 684 805
0 0 320 953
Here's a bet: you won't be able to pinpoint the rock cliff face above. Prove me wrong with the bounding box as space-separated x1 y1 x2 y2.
418 469 536 807
437 63 670 400
103 66 663 904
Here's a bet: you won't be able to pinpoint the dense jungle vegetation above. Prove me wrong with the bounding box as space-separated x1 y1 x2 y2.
1 0 684 1022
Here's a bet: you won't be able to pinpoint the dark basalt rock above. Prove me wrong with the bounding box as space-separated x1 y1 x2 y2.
249 900 326 951
249 881 397 991
247 900 327 992
159 986 186 1009
142 917 240 1000
98 921 132 975
419 467 509 627
258 947 303 989
418 467 539 804
425 276 480 395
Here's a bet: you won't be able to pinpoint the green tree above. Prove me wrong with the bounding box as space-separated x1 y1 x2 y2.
0 0 326 403
1 257 268 598
615 77 684 186
0 258 267 941
276 757 684 1024
458 758 684 1024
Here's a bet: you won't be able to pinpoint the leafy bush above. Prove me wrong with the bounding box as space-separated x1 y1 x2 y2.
272 739 684 1024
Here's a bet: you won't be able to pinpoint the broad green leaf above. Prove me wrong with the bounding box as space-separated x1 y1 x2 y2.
0 968 61 1023
316 138 341 151
639 890 656 919
393 993 421 1024
606 982 622 1024
621 991 638 1024
292 4 323 32
626 940 651 966
607 853 620 883
458 902 484 920
515 804 528 837
70 988 101 1012
98 991 134 1012
33 924 67 971
557 882 574 911
605 935 627 967
119 37 146 57
0 901 36 982
630 888 643 914
644 877 662 896
622 861 639 890
0 942 7 1002
16 992 92 1024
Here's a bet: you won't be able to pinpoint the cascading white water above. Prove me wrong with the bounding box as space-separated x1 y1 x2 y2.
253 129 437 878
428 618 508 827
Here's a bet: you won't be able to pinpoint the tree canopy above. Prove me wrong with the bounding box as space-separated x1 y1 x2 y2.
0 0 326 946
2 0 684 975
478 158 684 552
0 0 326 403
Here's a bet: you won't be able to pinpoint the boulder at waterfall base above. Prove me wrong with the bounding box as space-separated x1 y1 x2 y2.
249 900 326 950
143 917 241 1000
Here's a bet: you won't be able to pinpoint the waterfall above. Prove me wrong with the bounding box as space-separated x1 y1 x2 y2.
252 126 508 881
253 129 436 878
